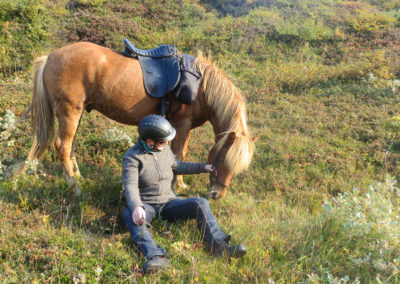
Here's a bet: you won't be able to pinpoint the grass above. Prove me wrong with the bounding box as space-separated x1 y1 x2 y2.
2 0 400 282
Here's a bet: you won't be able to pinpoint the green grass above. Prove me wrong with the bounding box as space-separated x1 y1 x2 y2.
2 0 400 282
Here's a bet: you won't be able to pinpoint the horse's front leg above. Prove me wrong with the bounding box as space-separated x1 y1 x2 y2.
170 122 192 191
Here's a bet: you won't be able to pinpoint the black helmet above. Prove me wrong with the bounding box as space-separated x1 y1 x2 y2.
138 115 176 141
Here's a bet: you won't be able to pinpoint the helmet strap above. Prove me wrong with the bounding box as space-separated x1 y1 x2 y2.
140 139 155 153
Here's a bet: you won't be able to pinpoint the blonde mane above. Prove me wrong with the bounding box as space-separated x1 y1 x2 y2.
194 53 254 174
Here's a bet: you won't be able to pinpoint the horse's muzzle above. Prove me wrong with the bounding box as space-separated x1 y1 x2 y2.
208 190 219 200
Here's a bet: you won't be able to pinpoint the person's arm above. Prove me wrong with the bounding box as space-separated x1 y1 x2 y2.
167 147 213 175
173 159 206 175
173 158 217 175
122 155 147 225
122 155 144 212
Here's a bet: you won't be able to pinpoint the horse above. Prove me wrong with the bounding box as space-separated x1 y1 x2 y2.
26 41 255 199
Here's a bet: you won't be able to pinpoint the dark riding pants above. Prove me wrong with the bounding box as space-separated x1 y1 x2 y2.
123 197 230 260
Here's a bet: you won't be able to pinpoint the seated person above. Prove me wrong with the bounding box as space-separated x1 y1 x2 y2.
122 114 246 274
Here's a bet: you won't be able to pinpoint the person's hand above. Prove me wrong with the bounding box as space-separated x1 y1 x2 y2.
205 164 216 174
132 206 146 225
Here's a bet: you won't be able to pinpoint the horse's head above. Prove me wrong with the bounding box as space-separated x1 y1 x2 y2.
193 53 256 198
207 131 255 199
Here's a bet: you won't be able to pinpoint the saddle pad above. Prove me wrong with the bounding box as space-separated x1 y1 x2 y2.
139 55 180 98
173 54 202 105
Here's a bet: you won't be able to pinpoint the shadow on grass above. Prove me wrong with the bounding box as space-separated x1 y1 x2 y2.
1 156 215 249
1 162 127 237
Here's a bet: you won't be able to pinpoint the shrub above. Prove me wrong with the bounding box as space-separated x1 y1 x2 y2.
319 176 400 280
345 7 397 34
361 0 400 10
0 0 60 76
67 0 104 9
323 177 400 240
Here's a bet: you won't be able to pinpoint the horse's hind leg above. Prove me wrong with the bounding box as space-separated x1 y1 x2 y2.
54 103 84 196
71 153 81 178
70 114 84 178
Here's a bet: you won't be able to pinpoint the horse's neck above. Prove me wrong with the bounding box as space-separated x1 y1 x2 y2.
209 116 229 141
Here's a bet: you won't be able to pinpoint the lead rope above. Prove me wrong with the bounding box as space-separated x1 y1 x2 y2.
157 203 173 237
112 188 124 236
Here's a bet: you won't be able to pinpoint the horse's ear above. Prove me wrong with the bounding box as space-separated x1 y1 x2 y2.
227 132 237 144
252 135 259 143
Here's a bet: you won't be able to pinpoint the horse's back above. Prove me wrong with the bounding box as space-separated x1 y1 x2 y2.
45 42 126 87
42 42 156 125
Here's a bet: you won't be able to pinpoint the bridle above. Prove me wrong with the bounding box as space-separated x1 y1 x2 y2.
210 143 230 188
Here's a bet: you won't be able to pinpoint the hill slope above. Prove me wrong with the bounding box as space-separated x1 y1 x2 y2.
1 0 400 282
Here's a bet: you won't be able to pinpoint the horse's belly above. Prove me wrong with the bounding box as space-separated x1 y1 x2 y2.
90 94 159 126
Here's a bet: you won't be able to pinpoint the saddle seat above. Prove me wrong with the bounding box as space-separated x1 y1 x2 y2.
122 38 180 99
123 38 177 58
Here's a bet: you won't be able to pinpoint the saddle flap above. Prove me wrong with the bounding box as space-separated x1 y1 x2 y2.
123 38 181 98
139 55 180 98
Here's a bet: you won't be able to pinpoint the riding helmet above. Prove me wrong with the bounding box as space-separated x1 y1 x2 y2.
138 115 176 141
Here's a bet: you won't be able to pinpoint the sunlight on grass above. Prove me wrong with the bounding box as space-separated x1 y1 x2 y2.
1 0 400 282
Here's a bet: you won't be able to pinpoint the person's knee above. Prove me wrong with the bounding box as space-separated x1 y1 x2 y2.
192 197 209 209
123 207 133 223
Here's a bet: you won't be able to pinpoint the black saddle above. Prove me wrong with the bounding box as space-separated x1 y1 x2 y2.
123 39 180 98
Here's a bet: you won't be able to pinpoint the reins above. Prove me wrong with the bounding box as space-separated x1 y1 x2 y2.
210 144 229 188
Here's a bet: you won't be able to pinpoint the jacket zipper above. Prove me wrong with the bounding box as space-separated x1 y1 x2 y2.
153 154 162 197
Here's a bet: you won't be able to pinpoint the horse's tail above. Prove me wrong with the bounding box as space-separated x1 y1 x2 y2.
27 55 54 161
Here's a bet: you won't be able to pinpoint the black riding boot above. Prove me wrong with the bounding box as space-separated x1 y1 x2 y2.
142 255 170 274
212 242 247 258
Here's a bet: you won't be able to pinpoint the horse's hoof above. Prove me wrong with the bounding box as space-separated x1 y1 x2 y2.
66 176 81 196
176 181 188 189
74 185 82 197
11 162 26 176
73 169 82 179
176 176 187 190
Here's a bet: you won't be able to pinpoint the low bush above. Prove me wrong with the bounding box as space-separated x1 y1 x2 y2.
0 0 61 76
319 176 400 281
344 5 397 35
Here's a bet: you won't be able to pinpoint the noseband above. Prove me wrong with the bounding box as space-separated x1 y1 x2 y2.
210 144 229 188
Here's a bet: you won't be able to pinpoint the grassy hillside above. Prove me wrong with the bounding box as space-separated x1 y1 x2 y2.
1 0 400 282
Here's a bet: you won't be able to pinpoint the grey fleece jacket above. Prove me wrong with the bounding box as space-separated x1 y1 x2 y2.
122 140 207 211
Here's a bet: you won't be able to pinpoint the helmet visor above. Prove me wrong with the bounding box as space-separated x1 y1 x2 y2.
158 127 176 142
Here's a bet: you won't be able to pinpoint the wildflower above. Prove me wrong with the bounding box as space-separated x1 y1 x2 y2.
389 79 400 93
0 110 16 131
78 273 86 283
95 267 102 284
25 159 40 175
103 127 133 147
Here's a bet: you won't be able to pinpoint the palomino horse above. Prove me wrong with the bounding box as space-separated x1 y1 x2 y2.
27 42 255 198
